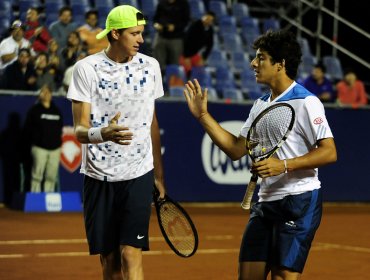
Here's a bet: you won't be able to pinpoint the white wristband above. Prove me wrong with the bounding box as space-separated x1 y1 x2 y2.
284 159 288 173
88 127 103 143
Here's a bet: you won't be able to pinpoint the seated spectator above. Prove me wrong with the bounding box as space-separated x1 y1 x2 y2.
0 20 32 71
302 63 335 102
180 11 216 77
77 10 108 55
336 68 368 108
0 48 37 90
34 52 57 91
49 6 78 49
24 7 52 54
60 31 84 71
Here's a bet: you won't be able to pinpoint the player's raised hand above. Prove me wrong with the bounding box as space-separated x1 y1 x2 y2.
183 79 209 120
102 112 133 145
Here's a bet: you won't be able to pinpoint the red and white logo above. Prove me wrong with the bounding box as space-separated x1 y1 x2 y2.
313 117 323 125
60 126 81 173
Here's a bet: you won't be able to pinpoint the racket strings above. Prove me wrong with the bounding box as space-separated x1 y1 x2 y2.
249 106 293 158
159 202 196 255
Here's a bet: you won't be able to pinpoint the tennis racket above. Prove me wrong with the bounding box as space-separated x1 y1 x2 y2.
153 188 198 258
241 103 295 210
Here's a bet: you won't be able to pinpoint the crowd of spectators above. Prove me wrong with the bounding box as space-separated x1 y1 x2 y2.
0 2 368 107
0 5 108 94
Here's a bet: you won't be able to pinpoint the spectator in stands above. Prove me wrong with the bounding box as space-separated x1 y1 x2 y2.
302 63 335 102
152 0 190 73
34 52 57 91
24 7 52 54
336 68 368 108
0 20 32 72
23 84 63 193
0 48 37 90
47 39 64 89
49 6 78 49
77 10 109 55
60 31 84 71
180 11 216 77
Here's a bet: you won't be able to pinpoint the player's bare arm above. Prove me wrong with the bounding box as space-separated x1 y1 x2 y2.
151 108 166 198
252 137 337 178
184 79 247 160
71 100 133 145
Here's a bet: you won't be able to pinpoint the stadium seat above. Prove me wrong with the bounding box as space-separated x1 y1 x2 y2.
231 2 250 25
323 55 344 80
45 2 64 15
93 0 114 9
299 54 317 79
209 0 228 20
221 32 244 53
206 49 228 70
230 50 250 73
218 15 237 37
190 66 213 88
297 36 312 57
188 0 205 20
262 18 281 32
71 3 91 19
215 65 236 93
240 67 260 96
222 88 244 101
140 0 158 20
240 16 260 54
18 0 41 14
116 0 139 8
165 64 187 90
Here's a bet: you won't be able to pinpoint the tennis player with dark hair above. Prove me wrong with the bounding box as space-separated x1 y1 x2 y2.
184 29 337 279
67 5 166 280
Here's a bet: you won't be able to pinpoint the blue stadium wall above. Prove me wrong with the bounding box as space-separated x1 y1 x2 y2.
0 94 369 203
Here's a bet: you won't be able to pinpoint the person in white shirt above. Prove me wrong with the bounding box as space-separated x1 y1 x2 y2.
184 30 337 280
0 20 32 71
67 5 166 280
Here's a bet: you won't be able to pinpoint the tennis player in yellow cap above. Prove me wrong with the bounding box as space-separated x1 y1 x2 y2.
67 5 166 280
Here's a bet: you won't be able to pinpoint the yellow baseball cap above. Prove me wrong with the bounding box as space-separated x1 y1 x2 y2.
96 5 146 40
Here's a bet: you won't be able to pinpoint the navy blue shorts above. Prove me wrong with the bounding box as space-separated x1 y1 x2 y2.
83 170 154 255
239 189 322 273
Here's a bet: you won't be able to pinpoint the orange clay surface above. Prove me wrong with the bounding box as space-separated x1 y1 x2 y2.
0 203 370 280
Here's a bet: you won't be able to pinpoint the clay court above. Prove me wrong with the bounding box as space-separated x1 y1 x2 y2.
0 203 369 280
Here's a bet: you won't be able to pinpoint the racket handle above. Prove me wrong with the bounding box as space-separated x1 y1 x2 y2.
241 174 258 210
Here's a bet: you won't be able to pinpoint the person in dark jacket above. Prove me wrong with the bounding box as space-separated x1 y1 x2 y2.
23 84 63 192
0 48 37 90
180 11 216 76
152 0 190 73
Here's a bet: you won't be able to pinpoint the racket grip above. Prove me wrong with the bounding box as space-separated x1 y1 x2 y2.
241 174 258 210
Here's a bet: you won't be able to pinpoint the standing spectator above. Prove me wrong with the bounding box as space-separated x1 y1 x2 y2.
336 68 368 108
152 0 190 73
0 48 37 90
34 52 57 91
24 7 52 54
180 11 216 77
23 85 63 192
49 6 78 49
302 63 335 102
0 20 32 71
77 10 109 55
67 5 166 279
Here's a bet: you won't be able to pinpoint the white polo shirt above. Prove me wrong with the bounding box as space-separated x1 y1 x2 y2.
67 51 164 181
240 82 334 202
